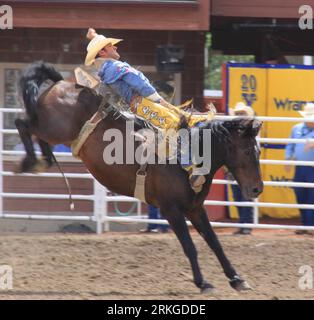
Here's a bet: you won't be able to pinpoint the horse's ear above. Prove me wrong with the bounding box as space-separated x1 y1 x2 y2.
240 119 262 137
237 118 253 135
251 120 262 136
211 121 231 143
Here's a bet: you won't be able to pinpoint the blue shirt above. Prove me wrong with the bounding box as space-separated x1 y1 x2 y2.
285 123 314 161
98 60 156 104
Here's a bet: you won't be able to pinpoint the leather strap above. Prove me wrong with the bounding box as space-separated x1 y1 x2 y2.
134 162 148 203
71 97 113 158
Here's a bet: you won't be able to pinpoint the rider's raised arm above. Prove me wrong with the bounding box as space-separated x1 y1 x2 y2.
122 72 163 103
98 59 168 106
122 71 172 108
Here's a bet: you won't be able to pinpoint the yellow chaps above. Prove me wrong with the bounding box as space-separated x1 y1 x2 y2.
131 97 213 193
131 97 213 130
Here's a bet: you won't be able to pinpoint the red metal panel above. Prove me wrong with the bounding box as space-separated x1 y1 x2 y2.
221 62 227 114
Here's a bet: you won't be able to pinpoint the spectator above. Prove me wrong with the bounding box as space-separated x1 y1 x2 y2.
227 102 255 235
53 144 71 153
285 102 314 234
140 205 169 233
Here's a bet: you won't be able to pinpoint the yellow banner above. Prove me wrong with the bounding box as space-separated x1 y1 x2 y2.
227 65 267 218
226 64 314 219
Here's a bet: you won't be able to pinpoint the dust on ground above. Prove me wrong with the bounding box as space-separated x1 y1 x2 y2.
0 229 313 300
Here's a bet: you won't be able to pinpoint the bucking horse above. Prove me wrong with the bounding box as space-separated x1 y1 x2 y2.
15 61 263 294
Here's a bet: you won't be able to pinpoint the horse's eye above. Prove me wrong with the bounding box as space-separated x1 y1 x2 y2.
245 150 250 156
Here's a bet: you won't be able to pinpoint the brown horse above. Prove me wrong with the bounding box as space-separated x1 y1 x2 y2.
15 61 263 294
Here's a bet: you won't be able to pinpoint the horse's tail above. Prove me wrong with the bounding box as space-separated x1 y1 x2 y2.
19 61 63 121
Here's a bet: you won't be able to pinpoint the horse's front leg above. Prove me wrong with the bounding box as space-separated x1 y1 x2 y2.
161 206 214 294
14 118 47 173
187 206 251 291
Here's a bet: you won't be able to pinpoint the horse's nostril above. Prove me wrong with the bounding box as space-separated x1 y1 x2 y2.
252 187 259 194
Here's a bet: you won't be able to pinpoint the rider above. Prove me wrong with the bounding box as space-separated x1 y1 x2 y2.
84 28 210 190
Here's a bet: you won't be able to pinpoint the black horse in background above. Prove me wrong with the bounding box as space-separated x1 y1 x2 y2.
14 61 263 293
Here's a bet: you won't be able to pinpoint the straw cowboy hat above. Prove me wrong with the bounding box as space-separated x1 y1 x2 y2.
85 28 123 66
229 102 255 117
299 102 314 118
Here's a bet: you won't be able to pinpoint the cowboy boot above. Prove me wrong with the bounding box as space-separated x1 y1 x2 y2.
182 164 206 193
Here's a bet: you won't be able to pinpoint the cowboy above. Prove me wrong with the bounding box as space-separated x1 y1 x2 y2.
84 28 210 191
226 102 255 235
285 102 314 233
84 28 212 130
229 102 255 119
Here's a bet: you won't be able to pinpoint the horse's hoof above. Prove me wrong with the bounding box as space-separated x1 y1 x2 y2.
13 159 48 174
236 280 252 291
201 286 216 295
200 282 216 295
31 159 48 173
13 163 23 174
229 276 252 291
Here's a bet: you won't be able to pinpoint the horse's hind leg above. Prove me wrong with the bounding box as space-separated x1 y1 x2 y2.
187 206 251 291
161 206 214 294
14 118 47 173
38 139 54 168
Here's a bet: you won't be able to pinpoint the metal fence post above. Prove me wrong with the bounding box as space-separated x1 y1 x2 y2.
93 179 107 234
137 200 142 217
253 197 259 225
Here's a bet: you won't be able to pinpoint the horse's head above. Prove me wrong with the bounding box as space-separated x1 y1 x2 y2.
212 118 263 199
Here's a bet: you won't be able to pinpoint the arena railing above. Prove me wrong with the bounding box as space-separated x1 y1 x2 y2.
1 108 314 233
0 107 142 234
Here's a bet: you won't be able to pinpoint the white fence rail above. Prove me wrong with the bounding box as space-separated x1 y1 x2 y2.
1 107 314 233
215 115 314 123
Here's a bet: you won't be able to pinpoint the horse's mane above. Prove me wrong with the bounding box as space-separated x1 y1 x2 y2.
198 118 261 143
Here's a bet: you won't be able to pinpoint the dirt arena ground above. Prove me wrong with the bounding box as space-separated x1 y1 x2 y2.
0 229 313 300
